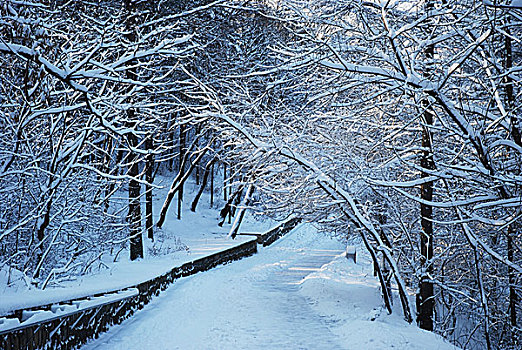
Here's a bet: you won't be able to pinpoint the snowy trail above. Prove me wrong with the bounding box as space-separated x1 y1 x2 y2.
82 225 457 350
250 247 345 349
82 226 347 350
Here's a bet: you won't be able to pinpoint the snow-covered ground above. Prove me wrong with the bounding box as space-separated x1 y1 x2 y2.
0 174 275 316
82 224 458 350
1 175 461 349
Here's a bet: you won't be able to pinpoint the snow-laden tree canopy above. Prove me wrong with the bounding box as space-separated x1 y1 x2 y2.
1 0 521 348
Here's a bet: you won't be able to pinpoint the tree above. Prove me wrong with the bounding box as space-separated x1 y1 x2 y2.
0 0 198 281
192 0 521 347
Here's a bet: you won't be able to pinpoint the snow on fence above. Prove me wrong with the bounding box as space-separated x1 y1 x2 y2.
0 239 258 350
257 217 302 247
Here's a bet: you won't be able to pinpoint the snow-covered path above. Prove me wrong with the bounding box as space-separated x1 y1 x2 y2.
83 226 345 350
246 247 345 349
82 225 458 350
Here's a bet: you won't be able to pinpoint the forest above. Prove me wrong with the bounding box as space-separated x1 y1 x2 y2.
0 0 521 349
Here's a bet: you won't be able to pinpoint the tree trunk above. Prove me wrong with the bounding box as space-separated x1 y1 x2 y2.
228 184 254 239
210 161 214 207
195 124 201 185
379 210 393 305
167 114 175 172
145 134 155 241
124 0 143 261
504 18 519 337
508 225 517 329
127 112 143 261
504 23 521 148
156 145 210 228
218 184 244 227
417 0 435 331
178 123 186 220
191 157 216 212
223 162 228 202
127 118 143 260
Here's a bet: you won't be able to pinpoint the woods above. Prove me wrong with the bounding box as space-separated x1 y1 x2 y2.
1 0 521 349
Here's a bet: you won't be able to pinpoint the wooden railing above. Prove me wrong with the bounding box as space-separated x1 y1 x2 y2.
258 217 302 247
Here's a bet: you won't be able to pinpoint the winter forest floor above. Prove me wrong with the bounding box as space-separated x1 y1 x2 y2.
81 225 458 350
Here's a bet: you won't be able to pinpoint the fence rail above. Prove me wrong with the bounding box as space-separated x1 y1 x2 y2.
258 217 302 247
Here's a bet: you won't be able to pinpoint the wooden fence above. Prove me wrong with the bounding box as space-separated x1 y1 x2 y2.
257 217 302 247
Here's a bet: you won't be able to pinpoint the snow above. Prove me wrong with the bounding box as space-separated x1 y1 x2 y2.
0 288 139 332
1 175 459 349
0 174 275 317
215 111 416 319
299 247 459 350
82 224 458 350
0 317 20 331
483 0 522 8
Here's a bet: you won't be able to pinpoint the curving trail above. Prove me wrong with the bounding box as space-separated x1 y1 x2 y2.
82 225 458 350
82 226 346 350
